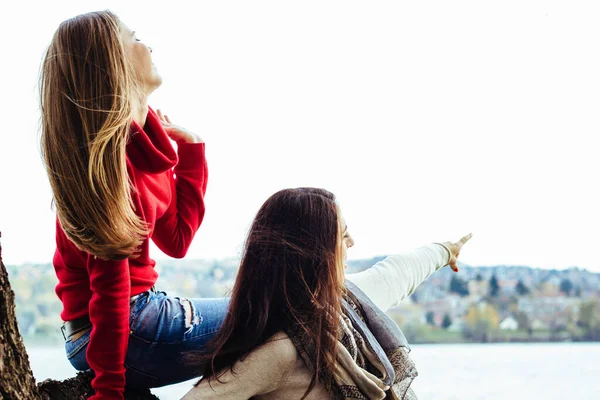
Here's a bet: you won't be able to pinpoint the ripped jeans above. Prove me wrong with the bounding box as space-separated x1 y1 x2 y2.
64 288 229 388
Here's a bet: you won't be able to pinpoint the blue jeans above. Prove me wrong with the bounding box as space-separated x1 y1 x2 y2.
64 289 229 388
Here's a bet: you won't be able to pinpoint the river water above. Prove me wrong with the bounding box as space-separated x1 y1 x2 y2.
27 342 599 399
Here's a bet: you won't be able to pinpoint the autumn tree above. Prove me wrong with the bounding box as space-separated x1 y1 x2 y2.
579 300 600 341
463 303 500 342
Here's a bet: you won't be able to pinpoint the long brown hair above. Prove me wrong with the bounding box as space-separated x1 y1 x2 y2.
40 11 147 260
190 188 345 397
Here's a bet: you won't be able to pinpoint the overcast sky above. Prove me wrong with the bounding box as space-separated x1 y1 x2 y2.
1 1 599 271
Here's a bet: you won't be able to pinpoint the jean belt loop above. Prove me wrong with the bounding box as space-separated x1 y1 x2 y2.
60 323 67 341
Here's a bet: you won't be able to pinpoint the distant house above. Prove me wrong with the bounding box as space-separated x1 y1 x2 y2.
538 280 561 296
517 296 573 319
499 316 518 331
468 279 489 300
422 295 463 326
499 279 518 296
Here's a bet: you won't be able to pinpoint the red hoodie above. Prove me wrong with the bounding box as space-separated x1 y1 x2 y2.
53 107 208 399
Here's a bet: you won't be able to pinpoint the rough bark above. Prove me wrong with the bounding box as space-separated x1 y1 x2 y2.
0 232 159 400
0 231 40 399
38 371 158 400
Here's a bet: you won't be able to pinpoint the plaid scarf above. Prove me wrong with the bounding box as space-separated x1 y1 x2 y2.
286 280 418 400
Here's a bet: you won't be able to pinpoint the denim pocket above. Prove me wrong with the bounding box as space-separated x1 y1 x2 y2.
65 330 91 371
129 291 153 325
125 362 160 389
129 292 181 343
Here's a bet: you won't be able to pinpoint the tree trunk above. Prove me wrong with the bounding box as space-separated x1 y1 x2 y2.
0 232 159 400
0 231 39 399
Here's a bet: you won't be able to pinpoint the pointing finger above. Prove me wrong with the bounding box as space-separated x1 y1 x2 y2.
458 233 473 246
450 259 459 272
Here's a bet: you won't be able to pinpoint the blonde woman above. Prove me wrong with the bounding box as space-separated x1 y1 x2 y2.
40 11 228 399
183 188 471 399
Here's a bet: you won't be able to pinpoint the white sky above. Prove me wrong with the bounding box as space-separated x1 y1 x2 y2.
1 1 599 271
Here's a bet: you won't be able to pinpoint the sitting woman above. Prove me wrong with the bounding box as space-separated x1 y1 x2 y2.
183 188 471 400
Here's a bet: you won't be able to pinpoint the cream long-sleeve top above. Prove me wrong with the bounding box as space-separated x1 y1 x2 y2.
182 244 451 400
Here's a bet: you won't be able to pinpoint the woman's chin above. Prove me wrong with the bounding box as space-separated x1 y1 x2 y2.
146 76 163 94
153 73 163 86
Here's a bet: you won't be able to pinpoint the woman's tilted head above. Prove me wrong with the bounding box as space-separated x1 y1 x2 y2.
43 11 161 99
43 11 138 107
240 188 345 329
119 22 162 95
245 187 343 298
40 11 154 259
191 188 351 397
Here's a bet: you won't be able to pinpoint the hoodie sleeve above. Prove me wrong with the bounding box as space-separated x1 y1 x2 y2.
151 142 208 258
86 255 131 400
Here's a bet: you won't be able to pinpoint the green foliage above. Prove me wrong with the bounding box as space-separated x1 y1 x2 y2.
8 260 600 345
425 311 435 326
449 275 469 296
442 313 452 329
489 275 500 297
578 300 600 340
560 278 573 296
515 280 530 296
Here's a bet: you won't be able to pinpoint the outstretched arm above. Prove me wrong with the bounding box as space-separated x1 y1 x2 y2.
346 234 472 312
346 244 449 312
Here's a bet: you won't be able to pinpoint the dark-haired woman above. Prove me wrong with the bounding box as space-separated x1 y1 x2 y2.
183 188 471 399
41 11 229 399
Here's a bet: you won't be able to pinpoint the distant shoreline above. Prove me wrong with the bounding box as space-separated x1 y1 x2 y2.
22 333 599 349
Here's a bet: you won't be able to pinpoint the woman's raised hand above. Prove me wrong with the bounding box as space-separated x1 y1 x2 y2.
156 109 203 144
443 233 473 273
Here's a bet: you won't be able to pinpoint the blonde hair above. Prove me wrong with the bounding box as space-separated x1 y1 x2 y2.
40 11 148 260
